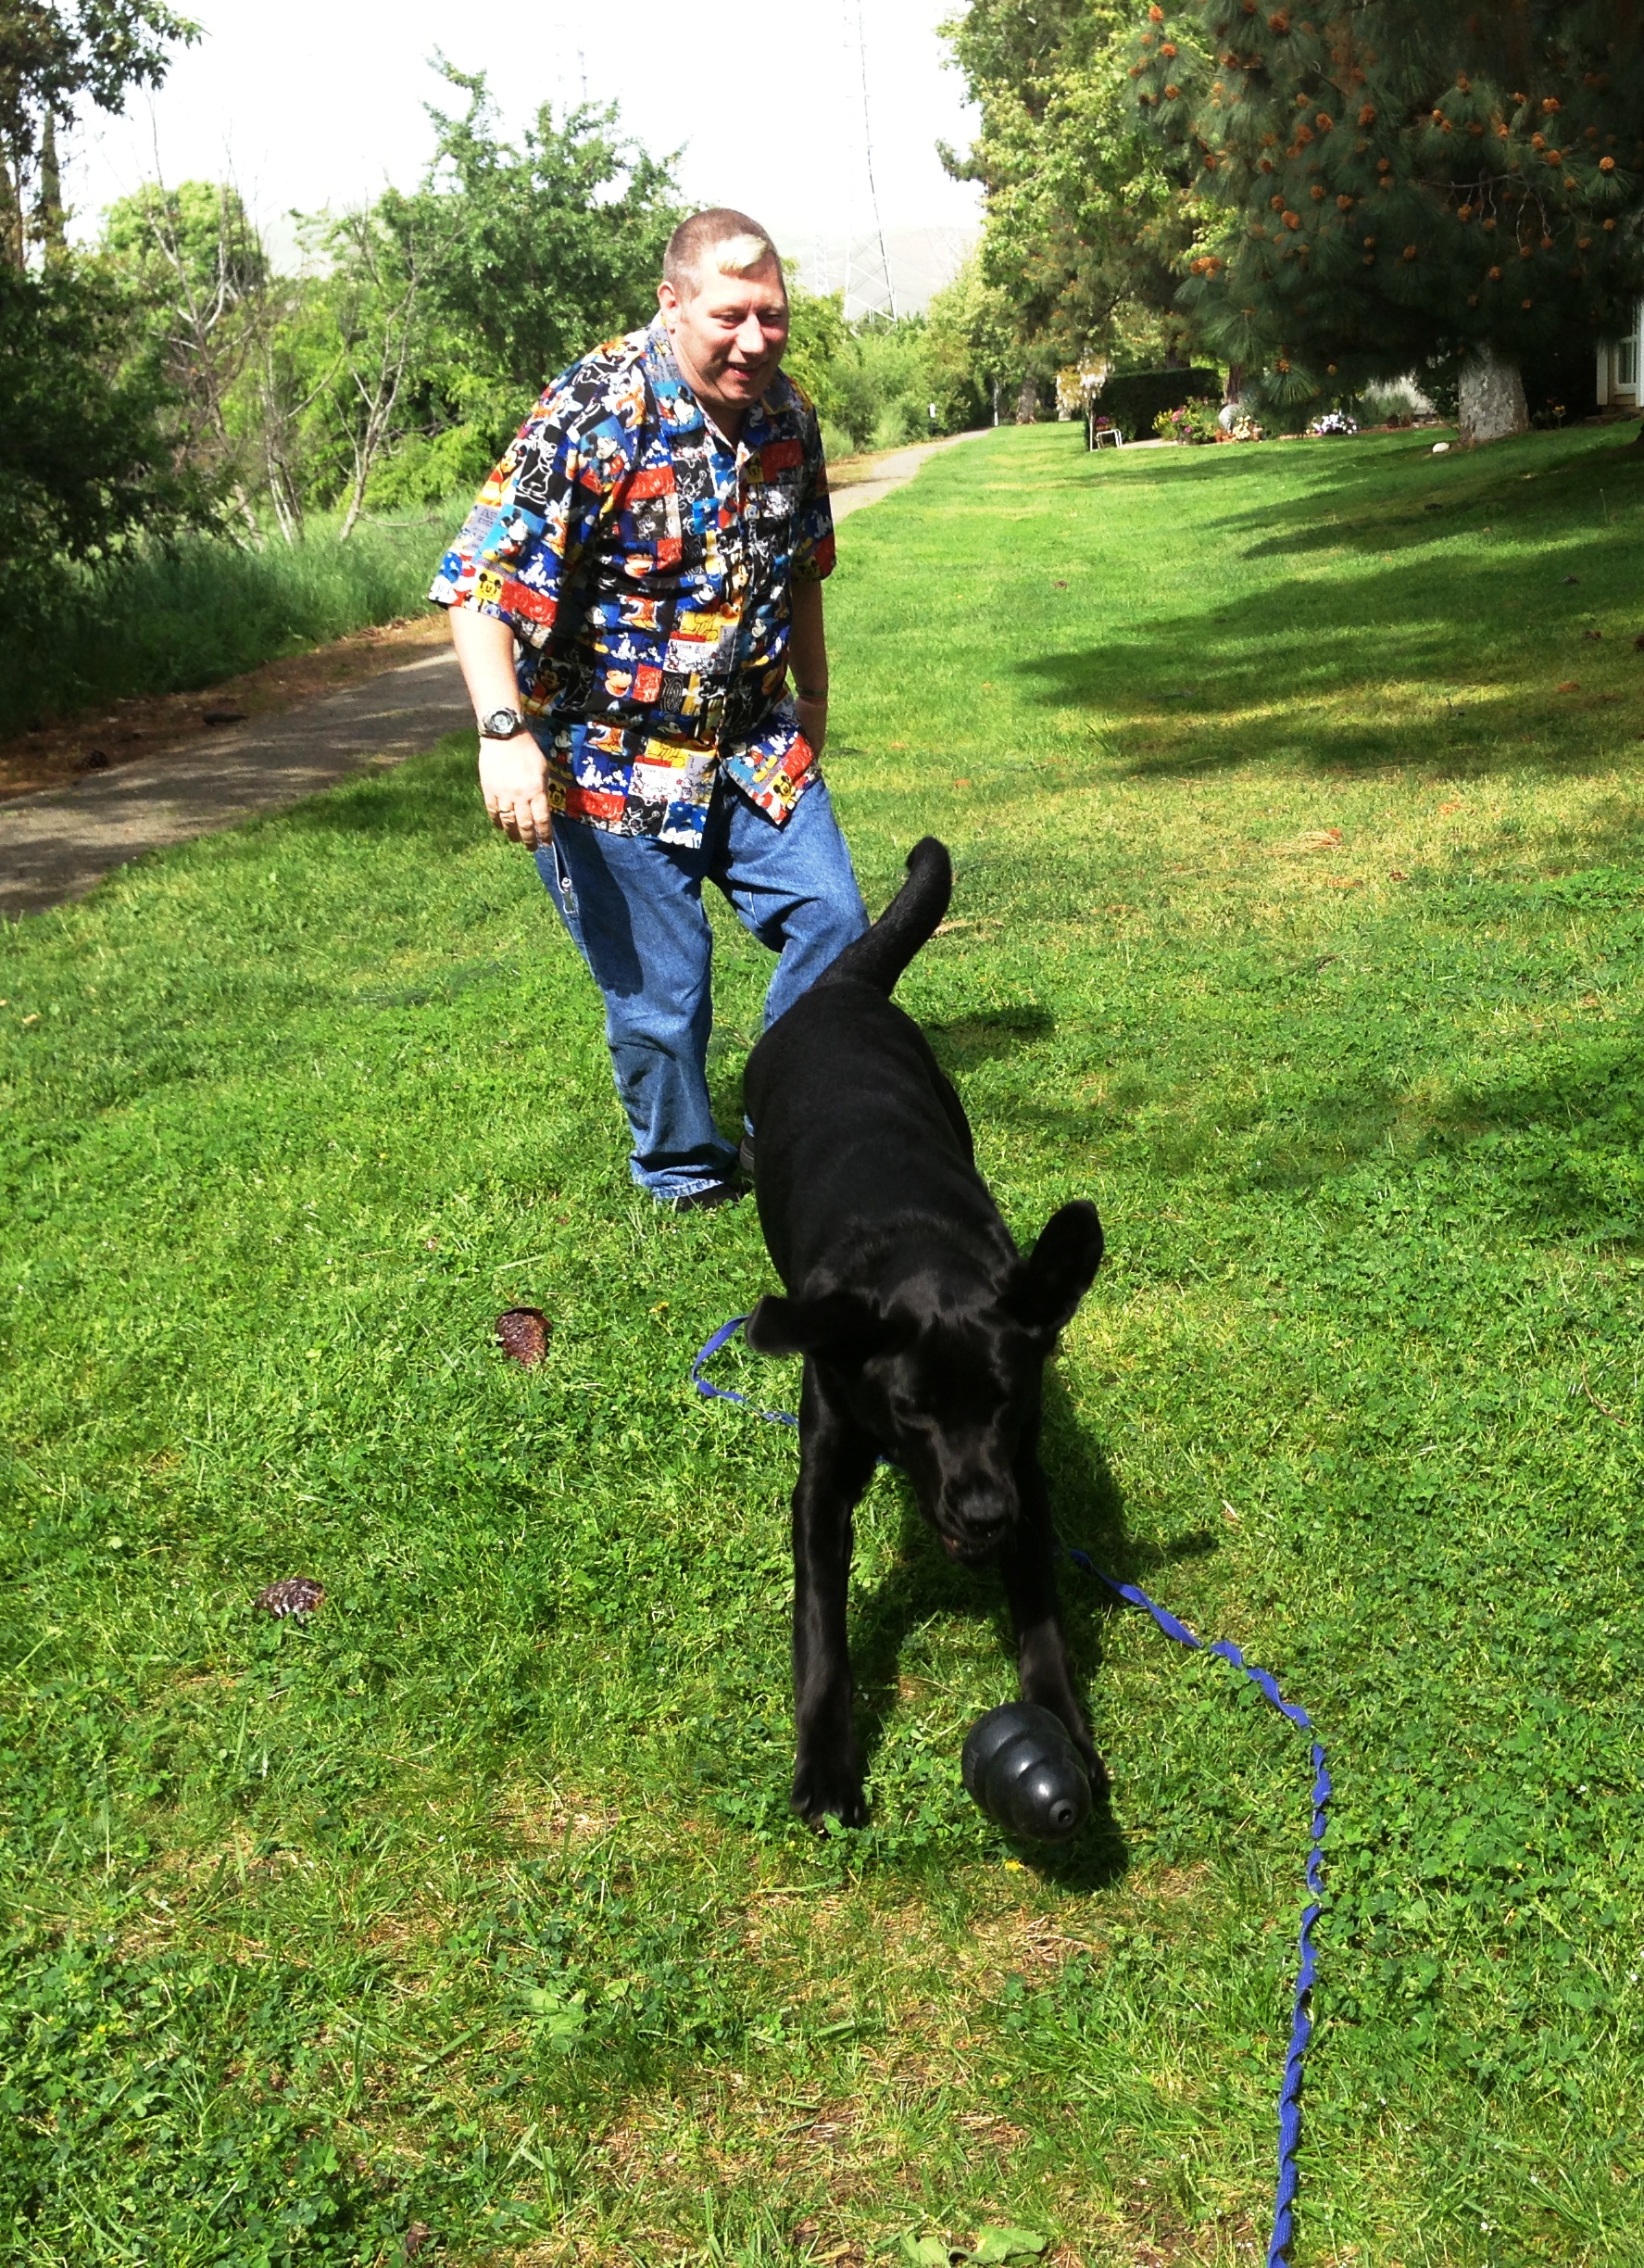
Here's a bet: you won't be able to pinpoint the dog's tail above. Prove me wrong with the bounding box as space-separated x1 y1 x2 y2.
817 836 953 998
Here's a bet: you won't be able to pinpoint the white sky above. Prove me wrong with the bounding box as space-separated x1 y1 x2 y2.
63 0 983 270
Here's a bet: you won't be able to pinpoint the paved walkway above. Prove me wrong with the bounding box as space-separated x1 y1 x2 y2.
0 429 985 921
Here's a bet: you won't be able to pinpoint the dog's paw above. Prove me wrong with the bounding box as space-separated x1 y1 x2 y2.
791 1763 869 1831
1074 1733 1109 1796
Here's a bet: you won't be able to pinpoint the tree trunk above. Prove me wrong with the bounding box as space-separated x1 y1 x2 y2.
1013 374 1040 424
37 112 67 266
0 153 24 271
1458 344 1527 447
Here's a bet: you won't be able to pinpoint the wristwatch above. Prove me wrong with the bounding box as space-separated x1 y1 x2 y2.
479 706 528 739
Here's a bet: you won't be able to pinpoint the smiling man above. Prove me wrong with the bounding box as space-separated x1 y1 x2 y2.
433 208 867 1209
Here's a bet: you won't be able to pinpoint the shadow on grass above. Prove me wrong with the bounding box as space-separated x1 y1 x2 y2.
1214 422 1644 564
1011 429 1644 782
925 1003 1056 1072
840 1367 1198 1890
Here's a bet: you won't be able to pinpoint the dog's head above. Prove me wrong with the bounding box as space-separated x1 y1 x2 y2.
746 1201 1103 1561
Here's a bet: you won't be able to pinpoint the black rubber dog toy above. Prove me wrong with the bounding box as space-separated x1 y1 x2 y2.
962 1702 1092 1842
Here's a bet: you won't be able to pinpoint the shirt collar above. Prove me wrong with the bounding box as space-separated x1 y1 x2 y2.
645 314 786 452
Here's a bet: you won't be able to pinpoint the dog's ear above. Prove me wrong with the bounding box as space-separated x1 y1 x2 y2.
745 1290 884 1361
1006 1201 1104 1334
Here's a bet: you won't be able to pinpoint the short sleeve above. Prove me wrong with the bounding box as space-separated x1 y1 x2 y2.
429 381 632 649
790 406 835 585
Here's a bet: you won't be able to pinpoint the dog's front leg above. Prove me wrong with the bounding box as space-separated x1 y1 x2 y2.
999 1427 1102 1786
789 1362 878 1828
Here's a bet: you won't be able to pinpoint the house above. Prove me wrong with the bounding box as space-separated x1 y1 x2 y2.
1596 304 1644 409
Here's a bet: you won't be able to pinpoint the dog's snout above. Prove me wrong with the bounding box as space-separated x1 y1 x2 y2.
943 1479 1014 1543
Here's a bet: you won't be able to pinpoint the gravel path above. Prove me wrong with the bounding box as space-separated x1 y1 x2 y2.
0 429 985 921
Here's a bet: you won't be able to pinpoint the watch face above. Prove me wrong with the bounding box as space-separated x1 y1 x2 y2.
483 709 520 737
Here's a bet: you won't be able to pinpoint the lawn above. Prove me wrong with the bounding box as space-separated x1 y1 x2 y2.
4 418 1643 2267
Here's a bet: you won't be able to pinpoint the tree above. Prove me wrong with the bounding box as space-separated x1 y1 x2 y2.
0 262 204 621
779 282 850 430
304 203 448 540
391 64 681 408
318 62 683 513
927 250 1026 426
1128 0 1644 441
100 179 270 527
0 0 197 264
941 0 1202 380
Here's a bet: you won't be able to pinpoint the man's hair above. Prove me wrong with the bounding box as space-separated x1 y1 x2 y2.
663 208 785 299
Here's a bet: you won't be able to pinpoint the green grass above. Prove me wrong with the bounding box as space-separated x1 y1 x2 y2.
0 509 451 737
4 419 1644 2266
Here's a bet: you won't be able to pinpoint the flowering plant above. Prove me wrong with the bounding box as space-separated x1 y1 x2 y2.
1153 403 1219 444
1309 410 1359 437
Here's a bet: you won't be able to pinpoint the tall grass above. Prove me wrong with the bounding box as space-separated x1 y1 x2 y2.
0 507 453 738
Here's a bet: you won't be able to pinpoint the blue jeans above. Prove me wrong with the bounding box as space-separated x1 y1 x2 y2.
533 777 868 1200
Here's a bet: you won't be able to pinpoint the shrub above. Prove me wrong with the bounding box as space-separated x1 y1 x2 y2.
1089 366 1221 441
1154 401 1221 444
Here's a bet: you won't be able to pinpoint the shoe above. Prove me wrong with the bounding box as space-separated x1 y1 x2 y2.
671 1178 743 1213
737 1133 756 1183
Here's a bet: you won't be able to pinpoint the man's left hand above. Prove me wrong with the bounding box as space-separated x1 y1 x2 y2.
795 693 828 758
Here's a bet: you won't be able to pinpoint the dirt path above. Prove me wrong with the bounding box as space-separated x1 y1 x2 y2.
0 430 986 922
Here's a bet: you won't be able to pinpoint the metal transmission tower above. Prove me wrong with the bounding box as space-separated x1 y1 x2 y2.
840 1 897 325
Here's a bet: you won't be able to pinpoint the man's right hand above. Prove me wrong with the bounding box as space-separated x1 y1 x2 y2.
479 735 553 850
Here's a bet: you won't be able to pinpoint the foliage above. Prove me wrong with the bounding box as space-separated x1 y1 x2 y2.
6 422 1644 2259
1088 360 1220 436
926 250 1018 430
97 179 269 520
0 6 204 630
787 296 980 453
941 0 1202 372
358 61 682 499
0 261 206 622
0 0 196 259
835 317 941 450
1127 0 1644 408
1153 398 1220 439
304 202 444 541
771 280 849 428
0 506 446 735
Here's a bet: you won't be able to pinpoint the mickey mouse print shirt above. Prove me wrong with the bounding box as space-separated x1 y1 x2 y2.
430 317 836 845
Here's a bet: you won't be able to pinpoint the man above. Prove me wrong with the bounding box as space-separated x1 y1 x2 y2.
432 208 867 1209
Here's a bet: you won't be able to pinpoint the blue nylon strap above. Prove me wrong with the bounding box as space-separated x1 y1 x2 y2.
693 1312 1328 2268
690 1311 800 1431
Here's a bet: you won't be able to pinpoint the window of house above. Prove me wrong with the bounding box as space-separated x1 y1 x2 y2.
1619 332 1640 391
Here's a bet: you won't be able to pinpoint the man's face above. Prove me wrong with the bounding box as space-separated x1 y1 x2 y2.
658 257 789 422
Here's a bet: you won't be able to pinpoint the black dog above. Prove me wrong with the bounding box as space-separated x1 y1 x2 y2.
743 838 1105 1827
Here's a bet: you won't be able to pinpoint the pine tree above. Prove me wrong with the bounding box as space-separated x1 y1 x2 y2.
1128 0 1644 439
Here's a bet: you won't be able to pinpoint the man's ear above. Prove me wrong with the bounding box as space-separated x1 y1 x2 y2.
745 1290 882 1361
1006 1201 1105 1335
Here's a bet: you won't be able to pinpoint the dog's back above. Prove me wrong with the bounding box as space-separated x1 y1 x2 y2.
744 839 1010 1292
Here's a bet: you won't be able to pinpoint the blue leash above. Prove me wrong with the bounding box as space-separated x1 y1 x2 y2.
692 1312 1328 2268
